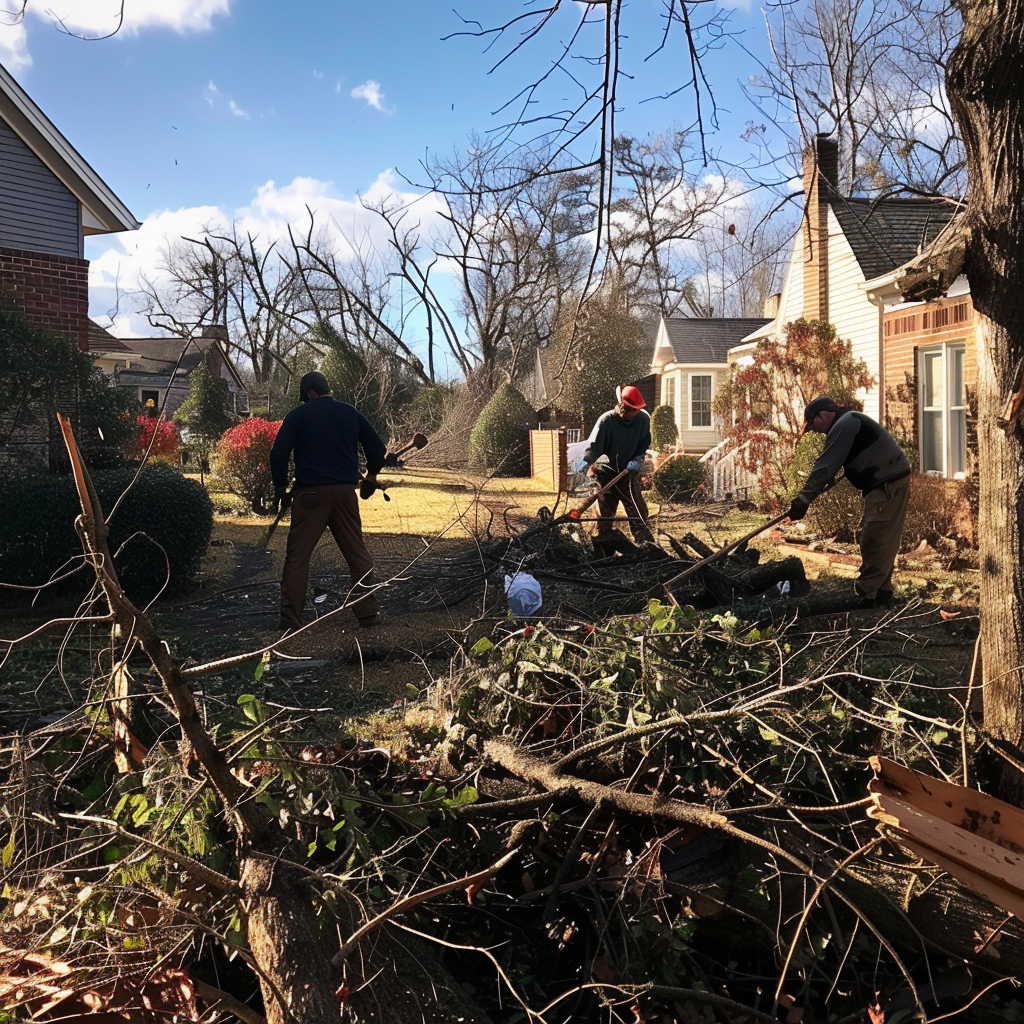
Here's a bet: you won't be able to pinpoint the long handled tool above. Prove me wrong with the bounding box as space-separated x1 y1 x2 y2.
384 431 429 467
654 510 790 595
256 488 293 553
560 468 630 523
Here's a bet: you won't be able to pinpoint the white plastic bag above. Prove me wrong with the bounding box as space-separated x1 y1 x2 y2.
504 572 543 617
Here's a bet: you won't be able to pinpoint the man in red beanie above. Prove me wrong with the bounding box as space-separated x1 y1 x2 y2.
582 384 654 545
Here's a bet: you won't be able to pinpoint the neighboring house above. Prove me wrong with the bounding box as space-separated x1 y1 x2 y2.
649 315 771 452
88 320 140 375
738 136 959 423
96 325 249 418
0 60 139 470
0 61 138 349
864 270 977 480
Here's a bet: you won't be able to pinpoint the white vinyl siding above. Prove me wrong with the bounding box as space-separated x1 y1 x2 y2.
826 210 883 420
0 115 82 257
919 343 967 478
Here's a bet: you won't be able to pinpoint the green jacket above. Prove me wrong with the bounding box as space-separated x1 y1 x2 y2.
583 408 651 474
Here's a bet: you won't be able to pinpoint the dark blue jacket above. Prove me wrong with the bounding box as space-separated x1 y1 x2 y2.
270 397 386 490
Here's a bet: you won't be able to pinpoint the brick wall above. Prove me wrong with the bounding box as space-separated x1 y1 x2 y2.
0 244 89 350
802 136 839 322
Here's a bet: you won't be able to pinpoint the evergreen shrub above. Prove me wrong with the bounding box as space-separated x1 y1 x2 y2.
212 418 281 513
0 464 213 606
651 455 706 501
650 405 678 451
467 384 533 477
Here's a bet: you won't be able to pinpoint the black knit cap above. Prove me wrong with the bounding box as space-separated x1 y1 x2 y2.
300 371 331 402
803 396 842 423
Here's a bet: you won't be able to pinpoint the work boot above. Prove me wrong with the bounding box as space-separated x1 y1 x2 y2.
357 612 383 629
875 590 894 606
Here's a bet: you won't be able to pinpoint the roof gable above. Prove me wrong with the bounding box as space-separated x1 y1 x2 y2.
0 61 138 235
829 197 958 281
660 317 772 364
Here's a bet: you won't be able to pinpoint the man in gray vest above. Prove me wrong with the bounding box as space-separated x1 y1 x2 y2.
787 396 911 607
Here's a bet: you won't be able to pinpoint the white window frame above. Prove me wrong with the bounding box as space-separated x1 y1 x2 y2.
688 372 714 430
918 342 967 479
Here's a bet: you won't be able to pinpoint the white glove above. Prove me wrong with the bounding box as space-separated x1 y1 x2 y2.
627 458 643 472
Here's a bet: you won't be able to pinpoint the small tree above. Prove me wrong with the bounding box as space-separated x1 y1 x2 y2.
650 405 678 451
713 318 875 508
173 359 237 481
468 383 534 477
212 417 282 513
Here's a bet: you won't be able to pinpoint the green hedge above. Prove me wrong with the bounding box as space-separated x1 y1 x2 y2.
652 455 706 501
650 405 678 451
0 465 213 606
468 384 533 477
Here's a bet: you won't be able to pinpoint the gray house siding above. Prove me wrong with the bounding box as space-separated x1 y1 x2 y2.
0 114 81 257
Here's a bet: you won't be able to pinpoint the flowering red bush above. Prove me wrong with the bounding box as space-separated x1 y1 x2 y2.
213 418 282 513
125 415 181 465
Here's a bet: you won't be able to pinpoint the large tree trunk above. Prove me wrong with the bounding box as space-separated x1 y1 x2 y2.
947 2 1024 798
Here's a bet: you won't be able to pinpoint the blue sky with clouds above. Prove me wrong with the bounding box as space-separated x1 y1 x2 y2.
1 1 780 339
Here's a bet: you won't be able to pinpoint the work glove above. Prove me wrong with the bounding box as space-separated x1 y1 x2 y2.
359 478 376 500
786 496 810 521
274 488 292 515
626 458 643 472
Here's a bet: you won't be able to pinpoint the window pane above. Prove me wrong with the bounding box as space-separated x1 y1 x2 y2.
921 410 943 473
691 375 712 427
922 351 942 408
951 346 966 406
950 409 966 476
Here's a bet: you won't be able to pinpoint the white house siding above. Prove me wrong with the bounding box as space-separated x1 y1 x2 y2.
825 210 882 420
0 115 81 257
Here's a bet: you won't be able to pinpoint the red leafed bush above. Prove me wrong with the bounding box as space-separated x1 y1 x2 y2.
213 417 281 513
125 415 181 465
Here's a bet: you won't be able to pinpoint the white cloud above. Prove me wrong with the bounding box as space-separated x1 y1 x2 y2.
0 20 31 73
350 79 390 113
204 79 248 119
35 0 231 37
86 172 446 336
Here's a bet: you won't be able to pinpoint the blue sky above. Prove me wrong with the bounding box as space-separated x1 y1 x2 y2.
2 1 784 341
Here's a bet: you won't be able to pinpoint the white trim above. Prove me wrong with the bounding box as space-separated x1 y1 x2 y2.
0 62 139 235
688 372 715 430
918 341 967 479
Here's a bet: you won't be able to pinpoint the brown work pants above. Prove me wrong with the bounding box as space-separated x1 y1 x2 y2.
280 484 378 627
595 470 653 543
857 474 911 600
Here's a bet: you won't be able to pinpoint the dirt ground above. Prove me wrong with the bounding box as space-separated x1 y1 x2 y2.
0 465 981 729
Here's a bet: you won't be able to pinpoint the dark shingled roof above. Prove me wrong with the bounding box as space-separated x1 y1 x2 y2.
661 317 772 364
87 320 137 354
828 197 959 280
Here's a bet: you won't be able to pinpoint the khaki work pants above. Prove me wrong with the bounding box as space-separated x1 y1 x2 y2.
857 474 911 600
280 484 378 627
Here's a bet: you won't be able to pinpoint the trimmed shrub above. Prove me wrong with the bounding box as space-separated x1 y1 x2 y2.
212 418 282 513
652 455 706 501
650 405 678 451
0 465 213 606
467 384 533 477
125 415 182 465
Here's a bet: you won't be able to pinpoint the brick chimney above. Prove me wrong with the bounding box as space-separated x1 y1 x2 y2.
802 134 839 323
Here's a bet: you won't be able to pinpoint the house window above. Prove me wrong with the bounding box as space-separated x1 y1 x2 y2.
664 377 676 415
689 374 713 428
140 389 161 414
919 343 967 478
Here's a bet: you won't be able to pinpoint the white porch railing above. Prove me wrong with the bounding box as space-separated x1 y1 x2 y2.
699 438 764 501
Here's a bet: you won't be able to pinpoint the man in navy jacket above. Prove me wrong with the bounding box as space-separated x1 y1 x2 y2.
270 371 387 631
